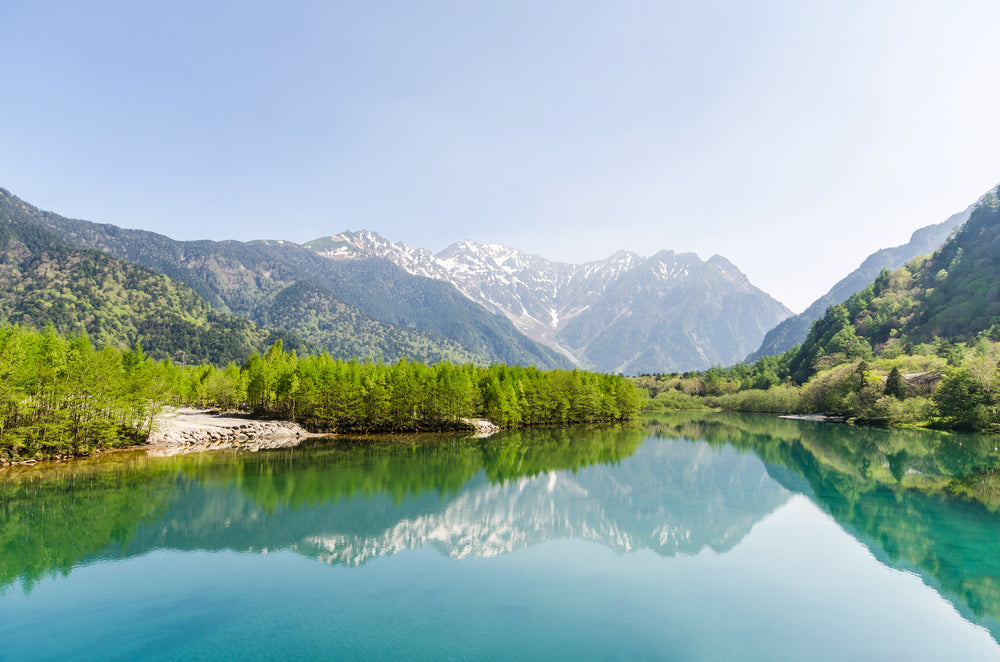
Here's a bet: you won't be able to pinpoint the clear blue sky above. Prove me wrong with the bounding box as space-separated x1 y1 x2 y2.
3 1 999 312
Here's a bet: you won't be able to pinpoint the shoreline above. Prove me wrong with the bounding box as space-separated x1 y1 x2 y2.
146 406 325 456
0 409 505 467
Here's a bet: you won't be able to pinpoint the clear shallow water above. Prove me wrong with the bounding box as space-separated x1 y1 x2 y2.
2 416 1000 660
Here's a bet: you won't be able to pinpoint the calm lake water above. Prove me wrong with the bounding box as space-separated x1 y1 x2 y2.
3 413 1000 660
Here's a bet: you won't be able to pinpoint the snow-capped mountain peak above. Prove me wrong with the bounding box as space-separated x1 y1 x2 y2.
303 231 791 373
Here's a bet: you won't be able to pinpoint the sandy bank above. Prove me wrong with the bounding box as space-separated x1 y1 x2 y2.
147 407 323 456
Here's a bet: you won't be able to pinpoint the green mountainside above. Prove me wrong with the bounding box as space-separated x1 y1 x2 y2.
309 257 568 366
789 186 1000 381
749 199 977 361
0 209 302 365
254 279 479 364
0 189 565 367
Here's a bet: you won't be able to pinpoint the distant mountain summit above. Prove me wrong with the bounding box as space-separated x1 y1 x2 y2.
307 231 792 373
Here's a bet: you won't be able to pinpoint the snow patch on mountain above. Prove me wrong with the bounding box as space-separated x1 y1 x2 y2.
305 230 792 372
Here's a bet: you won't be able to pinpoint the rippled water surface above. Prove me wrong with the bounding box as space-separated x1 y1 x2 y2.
3 414 1000 660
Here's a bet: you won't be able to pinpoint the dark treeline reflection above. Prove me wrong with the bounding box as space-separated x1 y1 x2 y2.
647 412 1000 640
0 425 645 590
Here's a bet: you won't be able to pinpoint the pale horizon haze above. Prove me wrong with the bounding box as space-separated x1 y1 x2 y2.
3 1 1000 313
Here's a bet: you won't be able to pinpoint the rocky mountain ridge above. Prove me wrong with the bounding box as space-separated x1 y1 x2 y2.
307 231 792 373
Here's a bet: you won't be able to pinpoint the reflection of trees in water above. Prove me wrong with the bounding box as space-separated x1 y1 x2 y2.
645 411 1000 505
0 426 644 590
0 453 177 592
647 412 1000 640
1 421 791 588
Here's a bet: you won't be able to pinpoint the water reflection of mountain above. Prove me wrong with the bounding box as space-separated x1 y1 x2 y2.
107 434 790 568
302 440 790 565
0 425 791 591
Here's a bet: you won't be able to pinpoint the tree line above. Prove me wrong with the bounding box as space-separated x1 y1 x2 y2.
0 324 640 462
634 326 1000 432
0 324 165 460
220 341 639 432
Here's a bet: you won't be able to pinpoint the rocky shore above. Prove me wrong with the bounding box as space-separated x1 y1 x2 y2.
462 418 502 437
147 407 320 456
146 409 502 457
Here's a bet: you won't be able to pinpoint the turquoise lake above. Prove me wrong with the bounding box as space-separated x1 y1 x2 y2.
2 413 1000 660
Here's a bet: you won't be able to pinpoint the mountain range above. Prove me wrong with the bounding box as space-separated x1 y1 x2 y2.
1 186 794 373
0 189 564 368
4 180 992 374
306 231 792 373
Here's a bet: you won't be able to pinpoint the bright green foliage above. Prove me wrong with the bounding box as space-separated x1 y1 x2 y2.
933 367 996 430
709 385 802 414
644 388 714 412
237 348 641 433
919 191 1000 338
0 325 640 461
633 324 1000 431
633 351 794 407
0 324 167 461
788 187 1000 383
789 302 875 383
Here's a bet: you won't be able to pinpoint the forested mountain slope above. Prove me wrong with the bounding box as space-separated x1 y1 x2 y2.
788 185 1000 381
0 189 564 368
748 198 978 361
0 209 302 365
